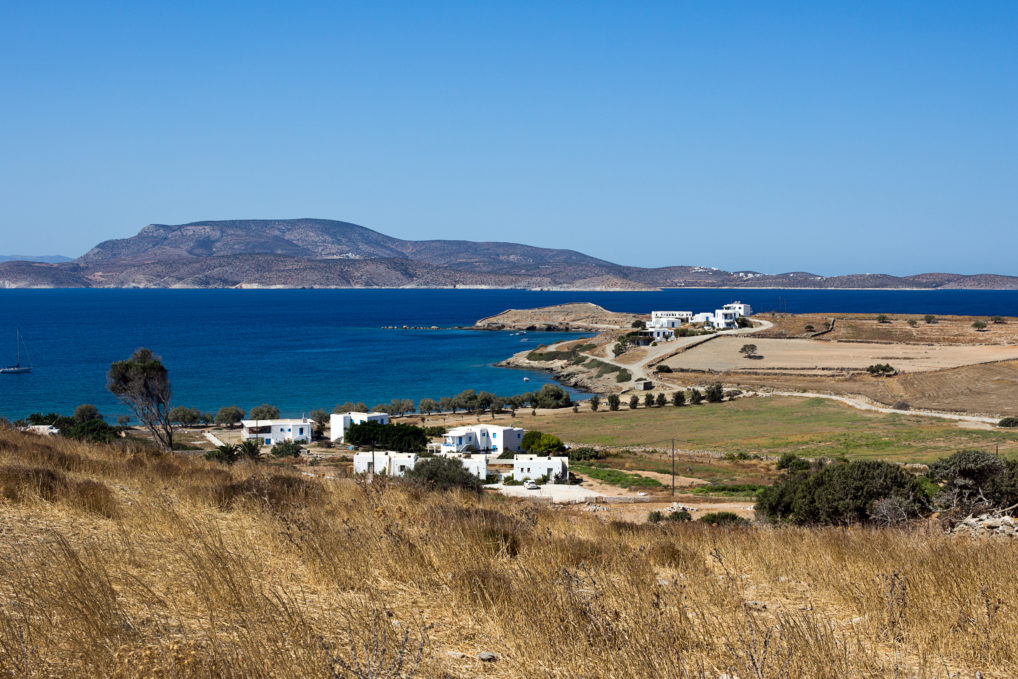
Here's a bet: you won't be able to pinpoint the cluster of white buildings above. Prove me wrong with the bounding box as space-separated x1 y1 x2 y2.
350 421 568 484
646 301 752 340
235 412 568 485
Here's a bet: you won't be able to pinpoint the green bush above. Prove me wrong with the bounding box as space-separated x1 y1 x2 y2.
521 431 565 454
688 389 703 405
755 459 930 525
270 440 303 458
776 453 810 472
345 421 428 452
648 510 691 523
699 512 750 526
866 363 896 376
405 457 482 492
607 394 620 411
567 447 607 462
998 417 1018 428
704 383 724 403
927 450 1018 512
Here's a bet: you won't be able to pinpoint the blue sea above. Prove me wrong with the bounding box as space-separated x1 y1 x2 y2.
2 288 1018 422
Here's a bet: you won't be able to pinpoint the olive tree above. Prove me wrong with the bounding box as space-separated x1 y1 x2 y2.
215 405 245 427
249 404 281 420
107 348 174 451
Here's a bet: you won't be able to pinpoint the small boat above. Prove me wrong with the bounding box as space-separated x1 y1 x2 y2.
523 377 530 382
0 329 32 375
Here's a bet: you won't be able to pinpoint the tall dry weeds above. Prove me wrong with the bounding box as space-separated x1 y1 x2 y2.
0 428 1014 678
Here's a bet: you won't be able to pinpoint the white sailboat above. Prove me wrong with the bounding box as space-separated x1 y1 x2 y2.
0 329 32 374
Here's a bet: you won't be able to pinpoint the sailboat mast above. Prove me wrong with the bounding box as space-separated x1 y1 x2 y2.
15 329 19 367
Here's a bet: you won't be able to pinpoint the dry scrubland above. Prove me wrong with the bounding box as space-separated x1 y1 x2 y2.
2 430 1018 678
754 313 1018 344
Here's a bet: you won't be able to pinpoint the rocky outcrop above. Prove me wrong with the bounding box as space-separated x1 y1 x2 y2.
475 303 643 331
951 514 1018 538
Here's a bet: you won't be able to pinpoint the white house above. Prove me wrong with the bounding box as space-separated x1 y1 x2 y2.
440 424 524 455
330 411 390 442
725 301 753 317
511 454 569 482
353 451 488 479
353 451 417 476
647 311 693 341
241 418 312 446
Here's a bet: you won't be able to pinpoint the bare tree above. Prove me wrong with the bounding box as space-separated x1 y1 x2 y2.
107 348 174 451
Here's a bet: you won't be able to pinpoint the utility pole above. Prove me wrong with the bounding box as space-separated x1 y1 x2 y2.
671 438 675 496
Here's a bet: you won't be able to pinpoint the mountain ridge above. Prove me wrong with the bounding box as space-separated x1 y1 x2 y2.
2 218 1016 290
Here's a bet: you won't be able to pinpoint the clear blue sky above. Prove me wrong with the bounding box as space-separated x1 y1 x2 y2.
1 2 1015 275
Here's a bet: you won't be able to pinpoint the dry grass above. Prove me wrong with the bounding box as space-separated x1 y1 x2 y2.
1 429 1017 678
755 312 1018 344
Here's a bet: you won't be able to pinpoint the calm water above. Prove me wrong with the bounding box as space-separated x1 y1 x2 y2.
2 288 1018 421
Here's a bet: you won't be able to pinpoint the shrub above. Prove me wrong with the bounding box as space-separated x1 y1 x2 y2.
615 369 632 382
991 316 1006 324
704 383 724 403
568 447 606 462
973 320 988 331
644 394 655 408
249 404 281 420
688 389 703 405
755 459 930 525
214 406 245 427
405 457 482 492
648 510 691 524
345 421 427 452
629 396 640 410
998 417 1018 428
654 364 673 373
892 400 911 411
924 314 937 324
804 324 815 332
589 395 600 412
776 453 810 473
876 314 891 323
73 404 101 423
655 393 666 407
699 512 749 526
907 319 918 327
607 394 620 411
672 391 685 407
270 440 303 458
866 363 896 376
927 450 1017 512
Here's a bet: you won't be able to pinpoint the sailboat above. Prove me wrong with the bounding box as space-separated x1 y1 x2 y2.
0 329 32 374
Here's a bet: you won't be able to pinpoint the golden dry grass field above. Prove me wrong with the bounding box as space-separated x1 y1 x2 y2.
2 429 1018 678
753 313 1018 344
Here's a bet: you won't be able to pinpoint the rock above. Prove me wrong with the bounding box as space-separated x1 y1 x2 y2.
445 650 466 659
745 600 767 611
477 651 497 662
657 577 670 586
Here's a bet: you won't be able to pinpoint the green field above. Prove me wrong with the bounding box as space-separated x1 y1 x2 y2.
528 396 1018 464
571 464 663 489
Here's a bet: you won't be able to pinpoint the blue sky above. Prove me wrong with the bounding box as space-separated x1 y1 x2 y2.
1 2 1015 275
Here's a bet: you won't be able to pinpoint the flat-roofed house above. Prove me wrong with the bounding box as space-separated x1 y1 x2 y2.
241 418 313 446
440 424 524 455
330 411 390 442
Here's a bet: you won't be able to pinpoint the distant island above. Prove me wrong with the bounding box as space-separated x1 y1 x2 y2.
1 218 1016 290
0 254 71 264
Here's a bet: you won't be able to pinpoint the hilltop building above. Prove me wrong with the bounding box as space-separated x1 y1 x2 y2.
510 454 569 482
646 301 753 337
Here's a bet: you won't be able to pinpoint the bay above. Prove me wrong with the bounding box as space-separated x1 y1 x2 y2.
2 288 1018 421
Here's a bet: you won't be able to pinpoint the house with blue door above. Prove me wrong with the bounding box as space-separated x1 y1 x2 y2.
439 424 524 455
240 418 313 446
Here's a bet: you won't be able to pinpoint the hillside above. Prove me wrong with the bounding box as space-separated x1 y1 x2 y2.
2 218 1017 289
1 428 1016 677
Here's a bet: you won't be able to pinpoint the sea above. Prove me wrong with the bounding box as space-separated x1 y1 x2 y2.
2 288 1018 422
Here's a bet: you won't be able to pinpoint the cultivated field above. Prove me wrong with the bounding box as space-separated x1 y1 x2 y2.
661 336 1018 374
2 430 1018 677
506 396 1018 463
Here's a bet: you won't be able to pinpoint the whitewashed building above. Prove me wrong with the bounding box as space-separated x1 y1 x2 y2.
330 411 390 442
241 418 313 446
353 451 488 479
647 311 693 341
440 424 524 455
353 451 418 476
511 454 569 482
